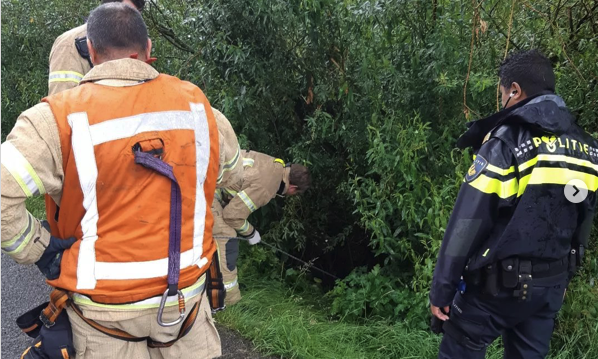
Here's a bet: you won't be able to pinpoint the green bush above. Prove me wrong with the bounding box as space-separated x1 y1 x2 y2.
2 0 598 356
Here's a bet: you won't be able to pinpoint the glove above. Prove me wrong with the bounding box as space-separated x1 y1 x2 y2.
35 221 77 280
245 230 261 245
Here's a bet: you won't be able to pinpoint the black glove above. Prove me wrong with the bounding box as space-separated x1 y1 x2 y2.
35 221 77 280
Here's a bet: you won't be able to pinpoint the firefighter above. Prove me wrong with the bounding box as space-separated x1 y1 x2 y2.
429 49 597 359
210 150 311 307
2 4 239 358
48 0 145 96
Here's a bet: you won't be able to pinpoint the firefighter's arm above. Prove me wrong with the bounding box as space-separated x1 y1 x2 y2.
430 138 517 307
213 108 243 190
1 103 64 264
48 33 88 95
222 184 265 237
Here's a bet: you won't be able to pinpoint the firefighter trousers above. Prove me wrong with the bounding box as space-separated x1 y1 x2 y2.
212 199 241 305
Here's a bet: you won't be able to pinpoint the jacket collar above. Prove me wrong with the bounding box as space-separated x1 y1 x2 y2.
80 58 159 85
277 167 291 196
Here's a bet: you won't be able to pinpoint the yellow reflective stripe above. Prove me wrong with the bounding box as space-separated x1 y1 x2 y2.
467 174 518 199
214 189 223 202
518 157 538 172
518 174 531 197
482 248 490 257
238 190 257 212
1 142 45 196
224 277 238 290
537 154 598 172
274 158 286 166
238 220 251 234
72 276 206 309
2 213 35 254
48 70 84 83
526 168 598 191
225 188 238 197
486 164 515 176
243 158 254 167
218 146 241 183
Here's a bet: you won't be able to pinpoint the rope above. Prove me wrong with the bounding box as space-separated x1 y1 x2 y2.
214 236 339 280
496 0 517 111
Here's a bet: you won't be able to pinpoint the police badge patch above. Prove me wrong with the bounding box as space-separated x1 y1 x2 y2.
465 155 488 182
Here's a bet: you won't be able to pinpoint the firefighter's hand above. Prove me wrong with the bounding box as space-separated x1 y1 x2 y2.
246 230 261 245
430 304 450 321
35 221 77 280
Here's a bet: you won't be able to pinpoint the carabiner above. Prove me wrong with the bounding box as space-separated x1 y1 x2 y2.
157 289 186 327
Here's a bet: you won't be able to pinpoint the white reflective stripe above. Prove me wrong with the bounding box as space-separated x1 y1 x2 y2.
243 158 254 167
1 212 35 254
95 249 209 280
224 277 238 290
72 275 206 309
190 103 210 266
89 110 196 146
238 191 257 212
1 142 46 196
49 71 84 83
69 112 99 290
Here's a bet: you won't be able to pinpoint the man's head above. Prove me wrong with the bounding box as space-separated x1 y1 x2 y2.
87 3 151 65
287 164 311 196
101 0 145 11
498 49 555 109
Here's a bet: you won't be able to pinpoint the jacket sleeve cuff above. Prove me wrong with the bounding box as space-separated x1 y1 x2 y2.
11 221 50 265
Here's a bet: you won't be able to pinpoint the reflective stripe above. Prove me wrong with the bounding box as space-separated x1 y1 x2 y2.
537 154 598 172
218 146 241 183
70 103 211 289
274 158 285 166
518 174 531 197
237 190 257 212
1 212 35 254
238 220 251 234
72 275 206 309
243 158 254 167
224 277 238 290
1 142 46 196
525 167 598 191
486 164 515 176
214 189 223 203
518 157 538 172
467 174 518 199
48 71 84 84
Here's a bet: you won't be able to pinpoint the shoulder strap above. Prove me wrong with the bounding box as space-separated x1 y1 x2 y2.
74 36 93 68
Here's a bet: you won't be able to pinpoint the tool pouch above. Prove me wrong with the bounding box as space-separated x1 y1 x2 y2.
501 258 519 288
17 304 75 359
483 264 499 296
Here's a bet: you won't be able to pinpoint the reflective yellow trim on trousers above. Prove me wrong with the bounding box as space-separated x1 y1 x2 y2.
2 212 35 254
238 190 257 212
71 275 206 310
224 277 238 291
467 174 518 199
486 164 515 176
1 142 46 196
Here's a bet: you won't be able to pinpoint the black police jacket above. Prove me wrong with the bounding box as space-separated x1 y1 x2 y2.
430 94 598 307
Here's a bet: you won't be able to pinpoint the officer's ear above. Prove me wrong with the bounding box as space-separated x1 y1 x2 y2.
87 38 98 66
144 38 152 62
510 82 523 101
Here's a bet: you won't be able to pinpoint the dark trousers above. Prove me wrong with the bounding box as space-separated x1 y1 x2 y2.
438 278 568 359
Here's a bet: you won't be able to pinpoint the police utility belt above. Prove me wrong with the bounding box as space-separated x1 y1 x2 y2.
463 256 570 301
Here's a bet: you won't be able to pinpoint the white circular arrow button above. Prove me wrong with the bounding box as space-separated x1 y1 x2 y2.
564 179 588 204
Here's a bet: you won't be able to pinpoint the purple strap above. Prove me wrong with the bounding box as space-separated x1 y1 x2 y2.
134 151 182 296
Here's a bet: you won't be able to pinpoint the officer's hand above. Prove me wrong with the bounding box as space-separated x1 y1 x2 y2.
246 230 261 245
430 304 450 321
35 221 77 280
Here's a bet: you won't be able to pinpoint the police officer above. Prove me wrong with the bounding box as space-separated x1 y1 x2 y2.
48 0 145 95
429 49 597 359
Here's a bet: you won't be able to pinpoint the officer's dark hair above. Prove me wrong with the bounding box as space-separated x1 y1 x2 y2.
100 0 145 11
87 3 148 57
499 49 555 96
289 164 311 194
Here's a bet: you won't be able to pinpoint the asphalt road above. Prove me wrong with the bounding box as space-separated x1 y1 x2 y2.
1 254 270 358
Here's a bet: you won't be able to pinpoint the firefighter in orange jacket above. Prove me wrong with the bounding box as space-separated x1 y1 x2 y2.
2 4 239 358
211 150 311 306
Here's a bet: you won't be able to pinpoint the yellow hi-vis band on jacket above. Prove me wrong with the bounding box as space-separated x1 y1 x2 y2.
218 146 241 184
1 212 35 255
48 70 84 84
238 220 251 235
467 174 519 199
274 158 285 166
1 142 46 197
237 190 257 212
